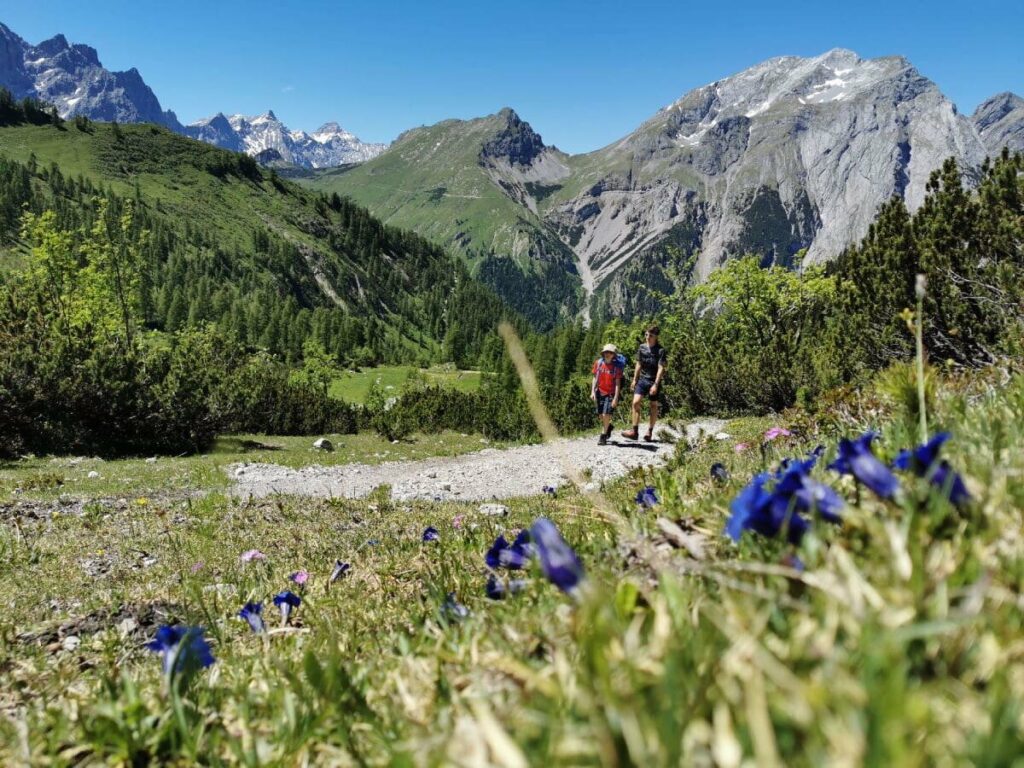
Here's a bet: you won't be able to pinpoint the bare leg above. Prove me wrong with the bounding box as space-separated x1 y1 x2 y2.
648 401 659 434
631 393 643 427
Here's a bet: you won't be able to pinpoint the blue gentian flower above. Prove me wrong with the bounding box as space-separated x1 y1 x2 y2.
146 625 215 678
773 461 844 524
273 590 302 624
531 517 585 594
422 526 440 543
329 560 351 585
636 486 659 508
828 433 900 499
726 459 843 545
238 602 265 634
725 473 793 542
542 485 557 497
441 592 470 621
894 433 971 506
485 530 534 570
710 463 730 484
485 574 528 600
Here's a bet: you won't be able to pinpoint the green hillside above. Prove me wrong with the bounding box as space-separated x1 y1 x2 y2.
0 103 507 367
300 109 582 328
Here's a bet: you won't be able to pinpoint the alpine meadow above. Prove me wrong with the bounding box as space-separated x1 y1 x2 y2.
1 8 1024 767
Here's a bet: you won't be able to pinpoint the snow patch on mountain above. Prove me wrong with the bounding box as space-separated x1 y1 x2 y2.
188 110 386 168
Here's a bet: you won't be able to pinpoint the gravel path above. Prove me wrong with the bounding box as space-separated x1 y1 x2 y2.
229 419 726 501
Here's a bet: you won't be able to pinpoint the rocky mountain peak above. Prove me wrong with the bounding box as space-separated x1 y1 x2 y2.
481 107 547 166
34 33 69 56
972 91 1024 154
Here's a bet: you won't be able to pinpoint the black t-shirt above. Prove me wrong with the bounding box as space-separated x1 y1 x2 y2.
637 343 667 381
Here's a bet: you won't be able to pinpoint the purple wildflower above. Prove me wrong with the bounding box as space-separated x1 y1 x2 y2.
329 560 351 585
238 602 265 634
146 625 215 678
894 433 971 506
531 517 585 594
422 526 440 543
635 486 659 508
828 433 900 499
764 427 793 443
485 574 528 600
273 590 302 624
289 570 309 587
240 549 266 563
485 530 534 570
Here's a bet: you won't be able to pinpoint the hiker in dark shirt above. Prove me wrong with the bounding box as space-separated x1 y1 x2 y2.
622 325 667 441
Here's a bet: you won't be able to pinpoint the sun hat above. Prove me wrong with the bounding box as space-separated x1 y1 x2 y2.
601 343 617 354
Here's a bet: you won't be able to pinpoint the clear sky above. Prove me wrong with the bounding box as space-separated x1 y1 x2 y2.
5 1 1023 153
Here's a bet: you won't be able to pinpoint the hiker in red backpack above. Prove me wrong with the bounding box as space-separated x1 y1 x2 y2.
622 325 667 442
591 343 624 446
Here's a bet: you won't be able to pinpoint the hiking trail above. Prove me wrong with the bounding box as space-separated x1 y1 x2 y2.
229 419 727 501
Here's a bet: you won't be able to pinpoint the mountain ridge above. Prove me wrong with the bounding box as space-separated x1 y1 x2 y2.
308 48 1022 320
0 21 385 168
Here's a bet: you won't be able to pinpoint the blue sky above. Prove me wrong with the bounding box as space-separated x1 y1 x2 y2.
5 1 1023 153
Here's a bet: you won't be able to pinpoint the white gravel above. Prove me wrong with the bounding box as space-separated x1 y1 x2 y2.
228 420 726 501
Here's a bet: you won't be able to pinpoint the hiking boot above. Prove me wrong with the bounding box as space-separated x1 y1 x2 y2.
598 432 608 446
621 427 639 440
643 432 655 442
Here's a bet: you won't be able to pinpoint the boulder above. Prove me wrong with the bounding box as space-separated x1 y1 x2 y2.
478 503 509 517
313 438 334 452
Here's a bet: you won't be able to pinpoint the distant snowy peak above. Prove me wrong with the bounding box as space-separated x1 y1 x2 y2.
188 110 386 168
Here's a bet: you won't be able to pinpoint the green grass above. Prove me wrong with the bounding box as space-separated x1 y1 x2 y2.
0 431 502 504
1 370 1022 764
329 365 485 404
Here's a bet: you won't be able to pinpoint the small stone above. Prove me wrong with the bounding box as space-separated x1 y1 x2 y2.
117 618 137 637
426 471 437 479
440 482 452 492
234 467 246 477
62 635 81 652
714 432 732 441
87 471 99 479
391 439 399 444
145 456 158 464
313 438 334 452
478 503 508 517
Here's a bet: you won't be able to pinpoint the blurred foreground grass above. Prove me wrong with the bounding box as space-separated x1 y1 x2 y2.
0 369 1022 765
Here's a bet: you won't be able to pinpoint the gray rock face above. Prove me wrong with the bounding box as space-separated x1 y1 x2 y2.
556 48 989 283
0 23 183 129
972 92 1024 155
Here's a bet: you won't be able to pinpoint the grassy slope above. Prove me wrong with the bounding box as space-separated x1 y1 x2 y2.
328 365 484 404
0 367 1021 764
301 114 564 274
0 121 489 358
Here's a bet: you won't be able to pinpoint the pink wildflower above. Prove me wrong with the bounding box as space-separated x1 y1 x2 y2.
763 427 792 442
734 442 751 454
452 515 465 529
240 549 266 563
289 570 309 586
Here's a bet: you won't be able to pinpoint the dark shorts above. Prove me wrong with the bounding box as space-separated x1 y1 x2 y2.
596 394 615 415
635 377 660 402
